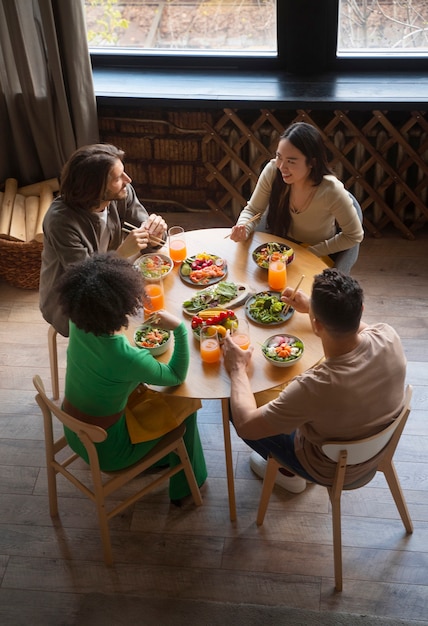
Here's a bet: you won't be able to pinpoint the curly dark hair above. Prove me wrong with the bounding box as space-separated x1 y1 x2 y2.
311 268 364 334
60 144 125 211
56 253 145 335
267 122 334 238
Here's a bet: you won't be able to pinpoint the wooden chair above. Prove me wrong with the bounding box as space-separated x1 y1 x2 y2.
33 374 203 566
47 325 60 400
256 385 413 591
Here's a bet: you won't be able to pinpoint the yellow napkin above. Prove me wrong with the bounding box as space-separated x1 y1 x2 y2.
125 384 201 443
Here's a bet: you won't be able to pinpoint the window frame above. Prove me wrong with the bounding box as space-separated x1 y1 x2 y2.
89 1 428 74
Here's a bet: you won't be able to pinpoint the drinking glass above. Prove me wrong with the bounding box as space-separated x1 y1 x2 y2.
268 254 287 291
200 326 221 363
143 276 165 317
231 318 251 350
168 226 187 264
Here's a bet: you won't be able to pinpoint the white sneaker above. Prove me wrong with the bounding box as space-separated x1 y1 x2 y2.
249 452 306 494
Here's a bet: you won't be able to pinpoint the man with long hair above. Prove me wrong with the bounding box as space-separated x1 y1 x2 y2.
40 143 167 336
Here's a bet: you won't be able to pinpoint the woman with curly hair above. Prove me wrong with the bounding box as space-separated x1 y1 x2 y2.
56 252 207 504
229 122 364 273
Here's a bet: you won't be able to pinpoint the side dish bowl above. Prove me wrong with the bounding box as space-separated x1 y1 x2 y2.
134 324 171 356
134 253 173 280
261 334 304 368
252 242 294 269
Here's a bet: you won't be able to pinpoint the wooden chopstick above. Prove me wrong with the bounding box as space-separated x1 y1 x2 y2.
224 213 262 239
283 274 305 315
123 221 165 247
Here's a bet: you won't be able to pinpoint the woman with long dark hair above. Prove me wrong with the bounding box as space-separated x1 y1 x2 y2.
230 123 364 273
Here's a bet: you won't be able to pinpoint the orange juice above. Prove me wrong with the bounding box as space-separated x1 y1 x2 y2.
200 327 221 363
169 238 187 263
144 282 164 316
268 259 287 291
200 338 221 363
231 333 250 350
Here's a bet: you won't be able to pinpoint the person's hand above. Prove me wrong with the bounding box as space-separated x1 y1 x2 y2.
118 224 152 258
280 287 310 314
229 224 248 242
222 332 254 374
143 214 167 245
144 309 182 331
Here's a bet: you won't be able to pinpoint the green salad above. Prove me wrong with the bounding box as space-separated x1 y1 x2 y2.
183 281 238 313
247 292 285 323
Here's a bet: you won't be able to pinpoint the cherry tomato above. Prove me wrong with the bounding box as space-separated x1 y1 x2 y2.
218 311 228 321
226 310 235 318
191 316 203 329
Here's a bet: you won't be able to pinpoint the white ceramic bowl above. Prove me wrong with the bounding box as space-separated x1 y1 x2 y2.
134 325 171 356
135 253 173 280
261 334 304 368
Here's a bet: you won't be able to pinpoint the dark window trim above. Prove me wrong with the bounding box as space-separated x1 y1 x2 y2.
90 1 428 75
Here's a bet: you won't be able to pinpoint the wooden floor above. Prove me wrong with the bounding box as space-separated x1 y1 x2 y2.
0 223 427 625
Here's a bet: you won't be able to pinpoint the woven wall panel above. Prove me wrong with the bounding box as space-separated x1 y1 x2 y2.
98 107 428 237
202 108 428 239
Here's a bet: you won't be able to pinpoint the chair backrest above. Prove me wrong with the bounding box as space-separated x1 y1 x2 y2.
33 374 107 445
322 385 412 465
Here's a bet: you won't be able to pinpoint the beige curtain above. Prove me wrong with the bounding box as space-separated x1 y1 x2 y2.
0 0 99 185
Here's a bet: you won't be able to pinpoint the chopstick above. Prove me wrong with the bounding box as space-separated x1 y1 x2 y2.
224 213 262 239
283 275 305 315
122 221 165 247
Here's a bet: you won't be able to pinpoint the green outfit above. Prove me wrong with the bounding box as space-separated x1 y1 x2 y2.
64 321 207 500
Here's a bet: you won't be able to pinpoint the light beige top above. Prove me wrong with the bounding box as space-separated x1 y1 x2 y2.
236 160 363 257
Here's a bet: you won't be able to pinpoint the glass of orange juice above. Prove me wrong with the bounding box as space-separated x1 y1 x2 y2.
200 326 221 363
268 254 287 291
231 318 251 350
168 226 187 264
143 274 165 317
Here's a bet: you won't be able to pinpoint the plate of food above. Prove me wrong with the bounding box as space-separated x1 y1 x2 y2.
190 308 237 342
182 281 251 315
134 253 173 280
261 334 304 367
252 242 295 269
134 324 172 356
245 291 294 325
180 253 227 285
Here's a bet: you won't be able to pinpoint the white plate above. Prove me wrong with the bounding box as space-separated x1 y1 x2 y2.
182 282 251 316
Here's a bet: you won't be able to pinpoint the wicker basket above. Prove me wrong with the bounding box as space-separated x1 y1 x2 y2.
0 235 43 290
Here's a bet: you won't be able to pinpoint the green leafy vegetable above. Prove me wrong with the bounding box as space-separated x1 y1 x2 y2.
183 281 238 313
247 292 286 323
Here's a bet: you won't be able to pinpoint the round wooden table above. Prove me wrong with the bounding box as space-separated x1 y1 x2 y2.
128 228 327 520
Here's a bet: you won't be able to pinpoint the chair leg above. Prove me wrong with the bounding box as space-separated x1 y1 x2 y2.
95 500 113 566
47 462 59 517
48 325 59 401
329 488 343 592
176 438 203 506
382 462 414 533
256 456 280 526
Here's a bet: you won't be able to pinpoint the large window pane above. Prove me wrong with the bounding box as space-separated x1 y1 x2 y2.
338 0 428 55
85 0 277 56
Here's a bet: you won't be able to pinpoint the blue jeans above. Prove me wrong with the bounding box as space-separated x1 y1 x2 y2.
242 432 315 482
330 193 363 274
229 406 315 481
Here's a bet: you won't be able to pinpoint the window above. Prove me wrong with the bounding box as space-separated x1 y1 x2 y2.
85 0 277 56
86 1 427 71
338 0 428 56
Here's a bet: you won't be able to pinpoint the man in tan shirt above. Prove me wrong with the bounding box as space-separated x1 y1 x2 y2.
222 268 407 493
